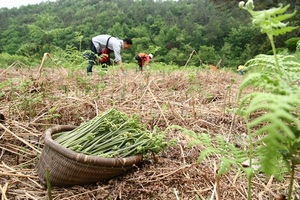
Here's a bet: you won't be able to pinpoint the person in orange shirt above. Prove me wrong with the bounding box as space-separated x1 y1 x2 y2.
135 53 153 72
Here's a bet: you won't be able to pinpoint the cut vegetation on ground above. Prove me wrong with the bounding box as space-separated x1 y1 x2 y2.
0 65 299 199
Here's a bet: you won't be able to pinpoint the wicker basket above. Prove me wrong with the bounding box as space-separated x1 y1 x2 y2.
36 125 143 187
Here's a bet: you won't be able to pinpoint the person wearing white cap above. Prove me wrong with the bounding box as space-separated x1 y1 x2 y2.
135 53 153 72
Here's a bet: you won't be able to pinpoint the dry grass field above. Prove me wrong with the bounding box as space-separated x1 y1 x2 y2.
0 65 299 199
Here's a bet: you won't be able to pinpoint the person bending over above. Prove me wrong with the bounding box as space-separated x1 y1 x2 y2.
135 53 153 72
86 34 132 74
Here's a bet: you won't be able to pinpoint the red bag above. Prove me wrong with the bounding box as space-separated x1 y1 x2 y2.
99 37 112 63
100 48 110 63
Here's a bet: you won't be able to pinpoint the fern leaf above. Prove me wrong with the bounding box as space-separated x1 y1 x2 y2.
240 90 300 180
240 54 300 95
218 157 237 175
266 3 290 15
245 3 297 36
256 145 286 180
273 10 297 22
273 26 298 36
197 148 218 163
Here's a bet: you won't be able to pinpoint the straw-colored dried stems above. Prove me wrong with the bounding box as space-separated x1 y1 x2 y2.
0 65 298 199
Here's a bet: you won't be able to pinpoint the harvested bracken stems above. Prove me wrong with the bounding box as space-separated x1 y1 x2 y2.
53 108 175 158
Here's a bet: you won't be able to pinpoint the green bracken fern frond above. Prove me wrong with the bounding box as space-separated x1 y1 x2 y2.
239 2 297 37
240 89 300 178
238 1 299 198
168 125 248 177
238 54 300 96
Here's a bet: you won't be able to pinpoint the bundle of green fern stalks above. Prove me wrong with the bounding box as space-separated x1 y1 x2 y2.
53 108 172 158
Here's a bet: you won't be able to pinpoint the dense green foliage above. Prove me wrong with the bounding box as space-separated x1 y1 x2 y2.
0 0 299 68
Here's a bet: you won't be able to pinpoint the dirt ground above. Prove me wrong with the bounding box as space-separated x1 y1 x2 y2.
0 64 299 200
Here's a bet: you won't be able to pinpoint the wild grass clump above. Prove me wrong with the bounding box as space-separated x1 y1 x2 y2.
0 53 33 67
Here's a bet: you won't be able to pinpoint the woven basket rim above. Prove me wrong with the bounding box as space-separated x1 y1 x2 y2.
44 125 143 167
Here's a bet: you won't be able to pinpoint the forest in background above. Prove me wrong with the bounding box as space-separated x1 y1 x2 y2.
0 0 299 68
